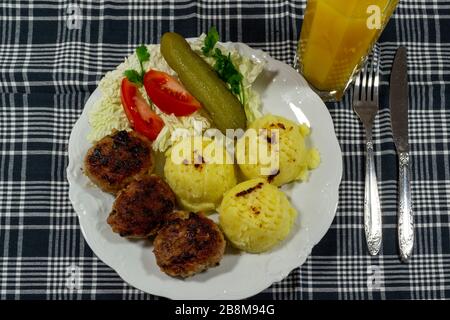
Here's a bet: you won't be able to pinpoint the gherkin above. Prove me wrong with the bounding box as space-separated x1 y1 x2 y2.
160 32 247 133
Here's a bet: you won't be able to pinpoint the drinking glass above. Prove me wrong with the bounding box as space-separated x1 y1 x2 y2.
297 0 399 101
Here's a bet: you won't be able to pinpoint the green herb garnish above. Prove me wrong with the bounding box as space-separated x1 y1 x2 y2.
202 26 219 56
202 27 246 105
212 48 246 105
124 44 150 85
123 69 142 85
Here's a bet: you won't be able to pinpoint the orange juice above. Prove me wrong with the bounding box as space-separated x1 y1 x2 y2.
298 0 398 100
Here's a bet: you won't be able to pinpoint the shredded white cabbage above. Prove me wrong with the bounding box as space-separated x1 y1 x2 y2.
87 36 266 152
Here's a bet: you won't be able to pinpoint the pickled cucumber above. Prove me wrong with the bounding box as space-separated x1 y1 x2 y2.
160 32 247 132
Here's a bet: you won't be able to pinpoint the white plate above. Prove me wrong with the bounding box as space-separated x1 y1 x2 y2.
67 42 342 300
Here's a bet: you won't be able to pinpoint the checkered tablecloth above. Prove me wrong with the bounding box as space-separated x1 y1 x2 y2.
1 0 449 300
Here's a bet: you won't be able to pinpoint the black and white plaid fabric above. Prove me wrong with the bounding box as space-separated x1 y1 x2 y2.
1 0 449 300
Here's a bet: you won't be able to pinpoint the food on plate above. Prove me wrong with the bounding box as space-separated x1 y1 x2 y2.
160 32 247 133
237 114 320 186
120 77 164 141
84 130 154 194
219 178 297 253
107 175 176 238
153 211 226 278
164 137 237 212
78 29 324 280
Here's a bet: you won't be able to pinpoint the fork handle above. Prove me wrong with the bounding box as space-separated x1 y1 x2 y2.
398 152 414 262
364 140 382 255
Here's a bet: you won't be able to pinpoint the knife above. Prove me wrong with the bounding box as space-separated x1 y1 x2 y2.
389 47 414 262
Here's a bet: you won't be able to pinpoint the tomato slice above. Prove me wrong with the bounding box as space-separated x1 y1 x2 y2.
143 70 201 116
120 78 164 141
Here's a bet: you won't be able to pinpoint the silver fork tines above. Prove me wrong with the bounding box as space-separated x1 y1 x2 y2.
353 47 382 255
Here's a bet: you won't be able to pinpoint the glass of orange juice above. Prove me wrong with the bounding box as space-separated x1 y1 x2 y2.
297 0 398 101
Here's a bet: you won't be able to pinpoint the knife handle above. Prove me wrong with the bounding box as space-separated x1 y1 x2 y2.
364 140 382 255
398 152 414 262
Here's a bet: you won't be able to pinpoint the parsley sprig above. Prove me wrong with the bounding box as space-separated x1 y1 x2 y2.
202 27 219 56
203 27 246 106
212 48 245 104
124 45 150 86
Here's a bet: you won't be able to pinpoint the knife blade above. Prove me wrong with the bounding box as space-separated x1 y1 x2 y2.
389 46 414 262
390 47 409 153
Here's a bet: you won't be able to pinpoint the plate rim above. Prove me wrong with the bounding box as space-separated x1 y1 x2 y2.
67 42 343 300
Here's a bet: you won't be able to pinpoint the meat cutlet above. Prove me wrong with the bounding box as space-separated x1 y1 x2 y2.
153 211 226 278
107 175 176 238
84 130 154 194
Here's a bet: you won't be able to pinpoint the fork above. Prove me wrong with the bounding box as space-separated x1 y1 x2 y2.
352 48 382 255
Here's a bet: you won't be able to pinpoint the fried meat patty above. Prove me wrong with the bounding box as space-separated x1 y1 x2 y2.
84 130 154 194
153 211 226 278
107 175 176 238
